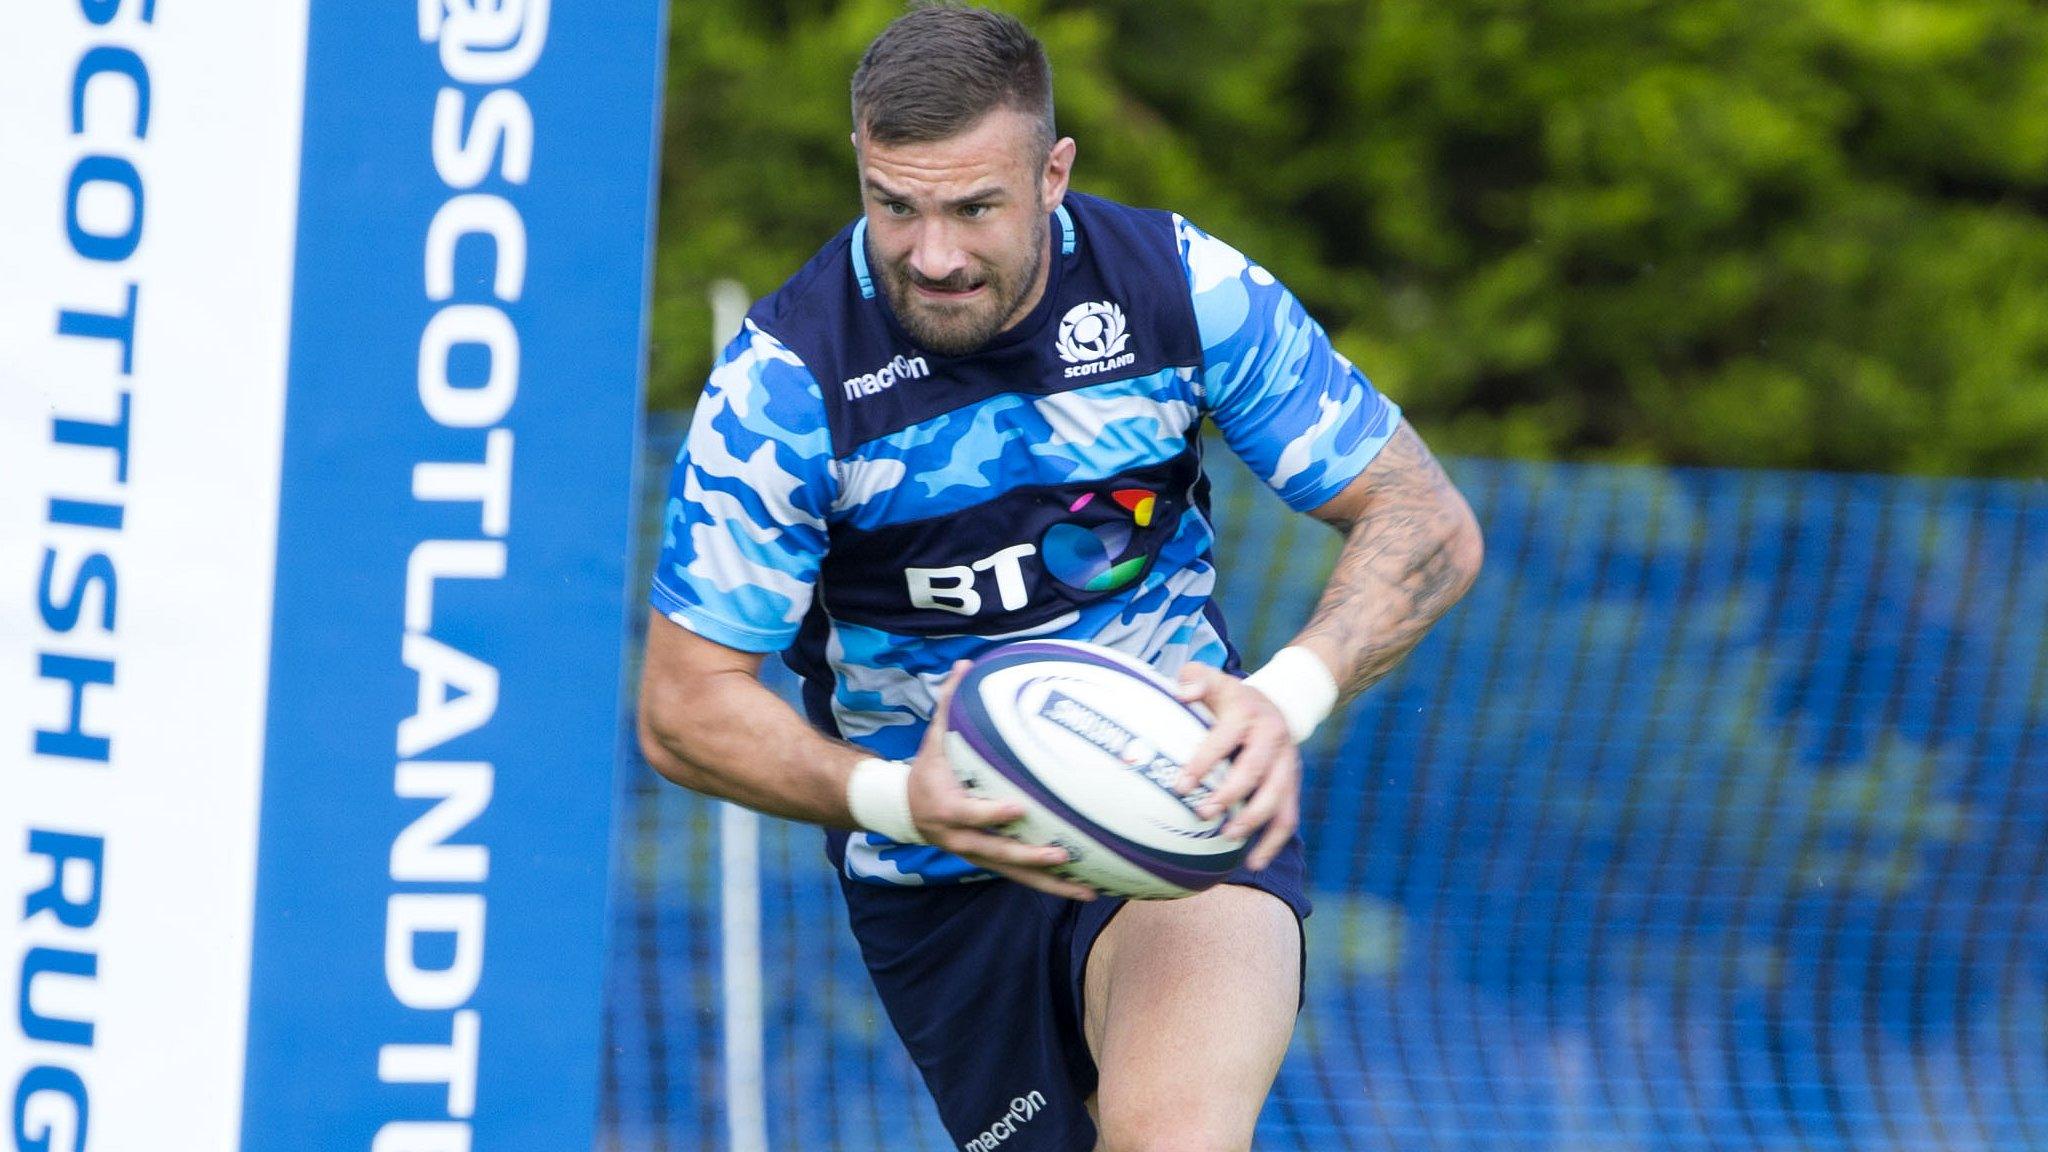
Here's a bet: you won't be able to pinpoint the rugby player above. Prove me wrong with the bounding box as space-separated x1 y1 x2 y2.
638 6 1483 1149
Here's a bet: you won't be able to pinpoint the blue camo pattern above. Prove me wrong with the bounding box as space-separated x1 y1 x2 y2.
1180 220 1399 509
651 214 1401 884
653 321 833 649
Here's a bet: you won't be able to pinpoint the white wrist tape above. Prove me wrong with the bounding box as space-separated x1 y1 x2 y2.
846 758 924 844
1242 646 1339 744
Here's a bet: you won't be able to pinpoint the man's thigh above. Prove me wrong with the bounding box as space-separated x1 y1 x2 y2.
1082 881 1304 1152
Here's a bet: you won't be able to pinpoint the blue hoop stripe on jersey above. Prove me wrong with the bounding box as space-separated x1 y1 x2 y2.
1056 203 1075 255
851 217 874 299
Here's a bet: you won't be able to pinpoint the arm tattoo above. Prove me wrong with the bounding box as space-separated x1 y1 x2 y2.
1298 424 1481 701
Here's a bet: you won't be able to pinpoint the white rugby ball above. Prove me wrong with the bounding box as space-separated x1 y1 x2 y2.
943 639 1247 899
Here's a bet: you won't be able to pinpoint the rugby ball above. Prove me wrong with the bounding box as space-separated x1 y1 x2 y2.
943 639 1248 899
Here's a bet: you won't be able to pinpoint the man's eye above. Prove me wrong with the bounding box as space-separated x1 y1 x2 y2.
959 204 989 220
884 201 913 218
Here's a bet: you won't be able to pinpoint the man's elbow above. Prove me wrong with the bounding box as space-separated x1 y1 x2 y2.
636 696 711 792
1443 491 1485 601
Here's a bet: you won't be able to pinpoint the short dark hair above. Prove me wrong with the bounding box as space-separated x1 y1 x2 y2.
851 4 1055 157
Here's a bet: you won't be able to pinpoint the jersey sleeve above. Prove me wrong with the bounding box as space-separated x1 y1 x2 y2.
649 320 836 653
1177 215 1402 512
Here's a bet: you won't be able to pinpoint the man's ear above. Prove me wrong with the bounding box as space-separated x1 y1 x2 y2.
1042 136 1077 211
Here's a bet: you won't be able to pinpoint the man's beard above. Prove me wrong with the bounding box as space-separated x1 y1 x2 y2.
880 215 1047 357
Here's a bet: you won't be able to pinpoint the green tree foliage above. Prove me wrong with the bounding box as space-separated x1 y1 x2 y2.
652 0 2048 475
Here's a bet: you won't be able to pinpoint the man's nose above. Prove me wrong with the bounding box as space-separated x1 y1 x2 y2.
908 219 967 284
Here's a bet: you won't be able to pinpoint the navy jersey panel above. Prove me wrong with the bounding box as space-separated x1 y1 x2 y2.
818 447 1203 636
838 838 1311 1152
649 192 1402 885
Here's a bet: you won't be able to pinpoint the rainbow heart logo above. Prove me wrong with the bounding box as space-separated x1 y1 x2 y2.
1040 488 1158 592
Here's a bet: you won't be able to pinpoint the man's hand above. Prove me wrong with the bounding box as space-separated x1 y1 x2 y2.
1173 664 1300 871
906 662 1098 901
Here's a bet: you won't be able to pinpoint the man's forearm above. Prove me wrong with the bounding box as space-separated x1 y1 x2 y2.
1296 424 1484 701
638 661 868 828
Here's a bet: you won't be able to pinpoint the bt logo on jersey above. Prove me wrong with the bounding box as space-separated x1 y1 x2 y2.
905 543 1036 616
902 488 1160 616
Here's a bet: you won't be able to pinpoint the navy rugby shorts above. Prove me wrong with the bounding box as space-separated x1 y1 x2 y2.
836 837 1311 1152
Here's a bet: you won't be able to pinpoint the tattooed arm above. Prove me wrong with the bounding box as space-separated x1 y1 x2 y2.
1177 419 1481 868
1294 420 1484 701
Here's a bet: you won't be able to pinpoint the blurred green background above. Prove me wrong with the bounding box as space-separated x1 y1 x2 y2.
649 0 2048 475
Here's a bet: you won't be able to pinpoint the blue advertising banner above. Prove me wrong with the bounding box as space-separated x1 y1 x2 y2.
239 3 665 1148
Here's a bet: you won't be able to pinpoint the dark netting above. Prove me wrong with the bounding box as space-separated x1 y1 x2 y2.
604 418 2048 1151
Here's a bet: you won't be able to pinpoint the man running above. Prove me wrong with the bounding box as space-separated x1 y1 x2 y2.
639 6 1483 1149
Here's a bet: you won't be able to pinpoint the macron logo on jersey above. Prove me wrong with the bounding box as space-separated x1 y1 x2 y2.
843 353 930 400
1057 300 1135 378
